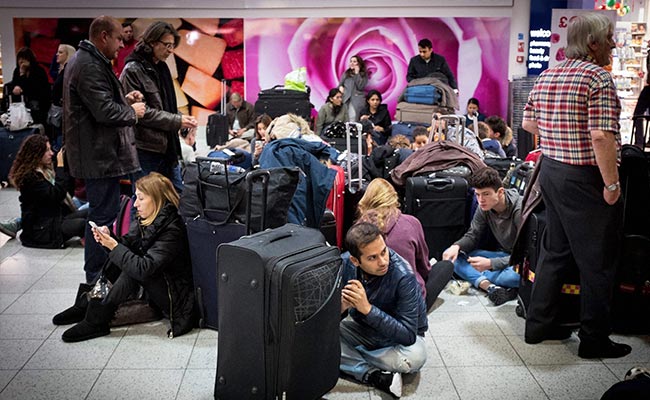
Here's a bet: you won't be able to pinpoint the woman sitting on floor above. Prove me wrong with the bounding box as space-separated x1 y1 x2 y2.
8 134 87 248
356 178 454 309
53 172 196 342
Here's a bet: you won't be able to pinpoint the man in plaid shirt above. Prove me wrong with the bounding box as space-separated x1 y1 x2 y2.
522 13 631 359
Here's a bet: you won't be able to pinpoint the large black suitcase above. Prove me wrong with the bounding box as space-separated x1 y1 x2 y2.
187 167 270 330
206 80 229 148
0 127 39 182
404 175 470 261
254 85 313 121
215 224 342 400
513 207 580 327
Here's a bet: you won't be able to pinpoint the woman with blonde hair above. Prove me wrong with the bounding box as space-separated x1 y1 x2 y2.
356 178 453 309
54 172 196 342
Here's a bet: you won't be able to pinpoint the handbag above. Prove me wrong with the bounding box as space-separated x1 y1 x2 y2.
47 104 63 128
1 95 33 131
196 157 300 231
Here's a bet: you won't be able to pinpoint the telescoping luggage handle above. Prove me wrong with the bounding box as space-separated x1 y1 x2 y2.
345 122 364 192
220 80 227 115
429 114 465 145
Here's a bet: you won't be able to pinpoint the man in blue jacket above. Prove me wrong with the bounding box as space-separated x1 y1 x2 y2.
340 222 428 398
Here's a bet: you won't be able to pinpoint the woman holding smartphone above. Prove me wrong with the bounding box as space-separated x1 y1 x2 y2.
53 172 196 342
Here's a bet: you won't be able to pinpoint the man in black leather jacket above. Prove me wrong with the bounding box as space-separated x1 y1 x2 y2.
63 16 146 283
340 222 428 398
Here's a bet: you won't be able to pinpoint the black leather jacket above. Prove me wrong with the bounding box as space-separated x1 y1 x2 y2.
120 49 182 156
341 249 428 346
63 40 139 179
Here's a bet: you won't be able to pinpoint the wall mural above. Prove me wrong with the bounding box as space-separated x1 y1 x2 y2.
245 17 511 121
13 16 509 125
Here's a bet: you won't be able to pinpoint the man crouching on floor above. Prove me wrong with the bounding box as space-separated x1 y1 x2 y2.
339 222 428 398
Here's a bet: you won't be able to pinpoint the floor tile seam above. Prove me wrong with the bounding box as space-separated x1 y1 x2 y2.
173 367 190 400
0 370 18 395
438 364 462 400
485 303 521 337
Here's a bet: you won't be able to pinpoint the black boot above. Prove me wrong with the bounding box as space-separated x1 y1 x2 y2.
52 283 92 325
578 336 632 359
61 299 116 343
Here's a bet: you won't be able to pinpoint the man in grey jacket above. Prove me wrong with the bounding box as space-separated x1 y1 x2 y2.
442 167 522 305
64 15 145 283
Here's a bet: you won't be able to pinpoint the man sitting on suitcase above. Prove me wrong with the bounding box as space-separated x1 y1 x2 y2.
340 222 428 398
442 167 522 306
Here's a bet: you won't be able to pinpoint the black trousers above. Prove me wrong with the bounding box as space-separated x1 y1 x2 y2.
100 263 170 316
61 208 89 242
525 157 623 340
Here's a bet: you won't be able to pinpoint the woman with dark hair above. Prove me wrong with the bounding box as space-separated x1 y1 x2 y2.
120 20 198 193
8 134 87 248
54 172 196 342
5 47 51 124
338 54 368 122
356 178 454 309
464 97 486 127
359 89 392 145
316 88 348 135
253 113 273 162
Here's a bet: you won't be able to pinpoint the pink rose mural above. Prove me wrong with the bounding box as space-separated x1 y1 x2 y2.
245 17 510 121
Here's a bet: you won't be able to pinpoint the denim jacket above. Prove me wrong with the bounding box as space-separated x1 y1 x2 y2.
341 249 428 346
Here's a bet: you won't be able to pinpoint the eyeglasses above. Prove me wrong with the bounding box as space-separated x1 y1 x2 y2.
158 41 175 50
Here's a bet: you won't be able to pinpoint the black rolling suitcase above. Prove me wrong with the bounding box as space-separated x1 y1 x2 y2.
187 161 270 330
215 224 342 400
254 85 313 121
612 119 650 334
404 175 469 261
0 126 39 182
513 206 580 327
403 114 472 260
206 80 229 148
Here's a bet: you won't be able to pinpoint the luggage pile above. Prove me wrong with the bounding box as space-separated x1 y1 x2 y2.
393 77 458 141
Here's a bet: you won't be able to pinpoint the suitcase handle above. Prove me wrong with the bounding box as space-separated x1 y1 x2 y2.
425 177 454 191
245 169 270 234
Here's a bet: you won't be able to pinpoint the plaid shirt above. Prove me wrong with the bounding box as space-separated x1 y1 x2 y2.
523 56 621 165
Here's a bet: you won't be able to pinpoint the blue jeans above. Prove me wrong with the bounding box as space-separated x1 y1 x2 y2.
453 249 519 289
84 177 121 283
132 149 183 194
340 319 427 382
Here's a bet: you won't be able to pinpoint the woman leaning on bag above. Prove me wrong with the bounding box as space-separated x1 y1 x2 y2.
9 134 88 249
53 172 196 342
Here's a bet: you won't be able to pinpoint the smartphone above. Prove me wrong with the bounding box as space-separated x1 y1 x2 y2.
88 221 98 229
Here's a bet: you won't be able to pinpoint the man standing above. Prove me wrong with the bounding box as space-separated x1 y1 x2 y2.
340 222 427 398
522 13 630 358
406 38 457 91
64 16 145 283
226 92 256 140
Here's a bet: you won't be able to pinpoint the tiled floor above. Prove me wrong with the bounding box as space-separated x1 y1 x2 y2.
1 185 649 400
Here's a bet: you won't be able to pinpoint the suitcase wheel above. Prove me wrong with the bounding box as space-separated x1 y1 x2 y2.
515 298 526 319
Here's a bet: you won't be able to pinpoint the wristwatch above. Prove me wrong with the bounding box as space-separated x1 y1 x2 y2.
605 181 620 192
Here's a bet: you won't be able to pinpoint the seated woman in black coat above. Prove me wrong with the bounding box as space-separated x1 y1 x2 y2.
54 172 196 342
359 89 392 145
9 134 87 248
